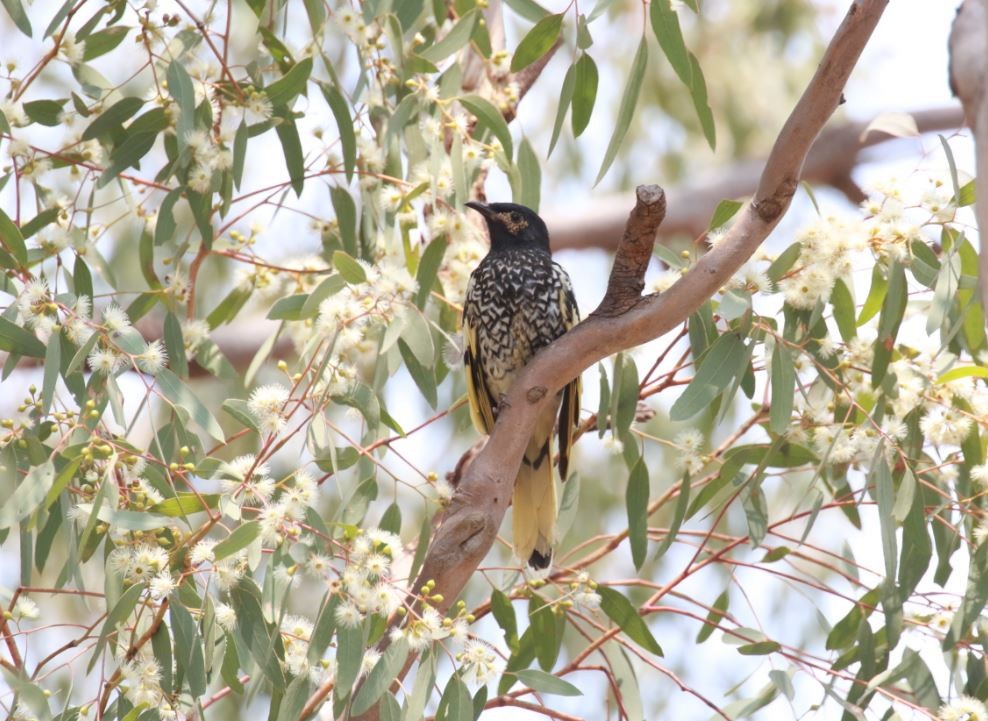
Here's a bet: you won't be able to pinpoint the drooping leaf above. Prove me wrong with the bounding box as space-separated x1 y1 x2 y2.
155 368 225 442
510 13 563 73
213 521 261 561
1 0 32 36
23 98 66 126
460 94 513 160
166 60 195 154
650 0 691 86
626 459 649 569
696 590 729 643
82 26 130 61
420 9 478 63
516 137 541 211
594 37 647 185
571 53 599 137
265 57 313 108
597 586 663 656
319 81 356 181
0 460 55 530
548 62 575 157
769 343 795 434
275 118 305 196
0 207 28 265
351 639 410 715
670 332 744 421
333 250 367 284
513 669 582 696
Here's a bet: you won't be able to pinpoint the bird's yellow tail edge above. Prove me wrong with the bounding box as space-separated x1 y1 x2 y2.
512 448 556 569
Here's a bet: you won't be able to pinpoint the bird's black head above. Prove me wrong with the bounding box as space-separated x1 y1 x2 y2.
465 201 550 254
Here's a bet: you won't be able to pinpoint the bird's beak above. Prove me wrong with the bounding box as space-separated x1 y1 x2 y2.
465 201 495 220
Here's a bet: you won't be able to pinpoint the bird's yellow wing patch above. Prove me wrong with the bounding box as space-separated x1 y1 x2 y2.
463 317 496 434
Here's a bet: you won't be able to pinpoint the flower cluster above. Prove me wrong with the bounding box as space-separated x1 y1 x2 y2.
861 177 938 262
108 543 176 599
247 383 291 434
318 255 417 332
334 528 407 629
219 454 276 506
458 639 504 686
568 572 602 611
119 655 167 708
675 429 706 475
778 215 865 310
939 696 988 721
313 252 418 393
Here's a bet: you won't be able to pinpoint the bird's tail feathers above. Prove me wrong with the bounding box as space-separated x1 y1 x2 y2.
513 438 557 570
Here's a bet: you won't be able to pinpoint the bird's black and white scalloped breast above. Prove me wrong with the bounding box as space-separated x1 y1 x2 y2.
464 247 575 401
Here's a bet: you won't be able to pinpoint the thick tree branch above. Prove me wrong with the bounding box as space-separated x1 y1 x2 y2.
547 104 963 251
593 185 667 317
349 1 888 719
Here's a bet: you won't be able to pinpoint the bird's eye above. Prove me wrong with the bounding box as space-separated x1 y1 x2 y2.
510 212 520 223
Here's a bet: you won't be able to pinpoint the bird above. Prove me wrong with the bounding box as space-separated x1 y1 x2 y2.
462 200 581 569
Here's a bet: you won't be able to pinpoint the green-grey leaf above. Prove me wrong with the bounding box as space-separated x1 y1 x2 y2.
89 582 144 672
626 459 649 569
872 453 897 581
650 0 691 86
41 328 60 415
459 94 513 160
420 9 478 63
571 53 599 137
669 332 744 421
0 316 45 358
23 98 66 126
653 473 690 561
514 669 582 696
166 60 195 154
415 236 447 309
351 639 409 715
708 199 743 231
510 13 563 73
594 36 647 185
547 62 576 157
149 493 219 517
0 206 28 265
400 306 435 368
333 250 367 284
82 26 130 61
155 368 225 441
436 673 472 721
0 460 55 529
597 586 663 655
516 137 541 211
267 294 309 321
265 57 313 108
275 118 305 196
1 0 32 36
319 82 356 181
213 521 261 561
769 343 795 434
687 53 715 149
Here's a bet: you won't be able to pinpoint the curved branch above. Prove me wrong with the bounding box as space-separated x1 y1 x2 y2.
345 1 889 719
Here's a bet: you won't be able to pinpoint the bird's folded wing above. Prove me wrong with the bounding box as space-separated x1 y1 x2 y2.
463 317 497 434
557 275 582 480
